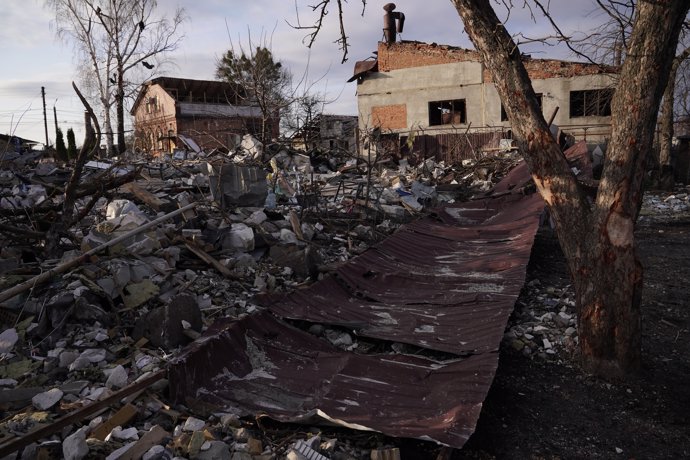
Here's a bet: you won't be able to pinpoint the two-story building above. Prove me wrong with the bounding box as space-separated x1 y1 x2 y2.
131 77 271 156
351 40 617 160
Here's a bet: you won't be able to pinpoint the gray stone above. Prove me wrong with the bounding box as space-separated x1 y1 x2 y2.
0 328 19 353
325 329 353 348
79 348 106 363
280 228 298 244
183 416 206 432
62 427 89 460
269 244 321 279
132 293 202 350
105 426 139 441
32 388 63 410
197 441 232 460
244 210 268 226
105 365 128 389
59 381 89 395
69 356 91 371
222 223 255 252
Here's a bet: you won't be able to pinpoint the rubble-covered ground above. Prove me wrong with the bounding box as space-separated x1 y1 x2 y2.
457 190 690 459
1 141 688 459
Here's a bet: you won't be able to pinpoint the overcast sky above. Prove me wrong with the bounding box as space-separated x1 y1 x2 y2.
0 0 602 146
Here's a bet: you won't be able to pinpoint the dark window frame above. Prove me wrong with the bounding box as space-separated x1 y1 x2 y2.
569 89 614 118
428 99 466 126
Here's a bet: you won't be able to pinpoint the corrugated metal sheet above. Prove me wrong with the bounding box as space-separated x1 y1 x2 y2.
169 160 543 448
402 131 508 163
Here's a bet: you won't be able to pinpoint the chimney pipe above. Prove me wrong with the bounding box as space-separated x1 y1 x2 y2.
383 3 405 44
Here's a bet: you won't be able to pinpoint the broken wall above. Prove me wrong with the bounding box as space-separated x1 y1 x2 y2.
357 41 616 145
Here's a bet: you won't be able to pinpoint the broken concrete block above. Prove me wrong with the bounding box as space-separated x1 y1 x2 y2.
132 294 202 350
325 329 353 348
0 328 19 354
183 416 206 432
105 365 128 389
245 210 268 226
280 228 298 244
196 441 231 460
269 244 321 279
105 426 140 442
106 199 142 220
32 388 63 410
222 223 255 252
123 279 160 309
63 427 89 460
79 348 107 363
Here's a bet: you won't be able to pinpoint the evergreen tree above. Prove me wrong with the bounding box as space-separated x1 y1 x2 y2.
216 46 291 142
55 127 68 161
66 128 77 160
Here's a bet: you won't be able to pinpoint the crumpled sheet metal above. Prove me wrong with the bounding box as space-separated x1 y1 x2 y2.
169 311 496 447
169 160 543 448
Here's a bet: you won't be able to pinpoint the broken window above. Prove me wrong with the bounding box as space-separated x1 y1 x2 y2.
145 96 159 114
569 89 614 118
429 99 466 126
501 93 543 121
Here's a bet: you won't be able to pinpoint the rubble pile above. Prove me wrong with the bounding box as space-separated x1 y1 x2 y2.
0 143 518 459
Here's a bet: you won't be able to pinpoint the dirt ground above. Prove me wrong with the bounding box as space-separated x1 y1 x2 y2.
455 206 690 459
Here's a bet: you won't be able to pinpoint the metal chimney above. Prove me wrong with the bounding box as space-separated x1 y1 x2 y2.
383 3 405 44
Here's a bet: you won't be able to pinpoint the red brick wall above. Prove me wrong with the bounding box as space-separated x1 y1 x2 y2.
377 41 617 81
371 104 407 130
378 41 480 71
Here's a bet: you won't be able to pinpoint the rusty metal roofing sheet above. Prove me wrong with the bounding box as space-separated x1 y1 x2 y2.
169 160 543 448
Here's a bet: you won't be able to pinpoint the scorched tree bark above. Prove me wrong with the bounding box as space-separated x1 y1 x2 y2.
452 0 689 377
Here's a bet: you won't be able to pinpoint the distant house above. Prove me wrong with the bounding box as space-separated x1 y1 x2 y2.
0 133 41 153
350 40 618 159
131 77 276 156
290 114 358 154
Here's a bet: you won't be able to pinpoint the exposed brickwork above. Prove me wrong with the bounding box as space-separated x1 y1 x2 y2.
371 104 407 130
483 58 617 82
378 41 480 72
377 41 617 81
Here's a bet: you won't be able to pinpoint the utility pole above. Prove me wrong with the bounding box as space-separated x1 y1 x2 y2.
53 105 59 138
41 87 49 148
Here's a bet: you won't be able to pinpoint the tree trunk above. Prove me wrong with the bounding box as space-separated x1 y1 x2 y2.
103 108 115 157
116 67 126 154
659 49 690 190
452 0 689 377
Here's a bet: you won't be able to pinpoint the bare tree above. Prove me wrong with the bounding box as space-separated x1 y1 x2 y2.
46 0 185 155
577 1 690 188
299 0 690 377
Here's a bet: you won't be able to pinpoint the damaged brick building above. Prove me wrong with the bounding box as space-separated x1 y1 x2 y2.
351 40 618 159
131 77 273 157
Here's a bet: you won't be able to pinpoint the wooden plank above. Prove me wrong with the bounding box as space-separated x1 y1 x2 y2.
121 182 169 211
0 370 165 457
118 425 169 460
184 241 237 279
90 403 139 441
